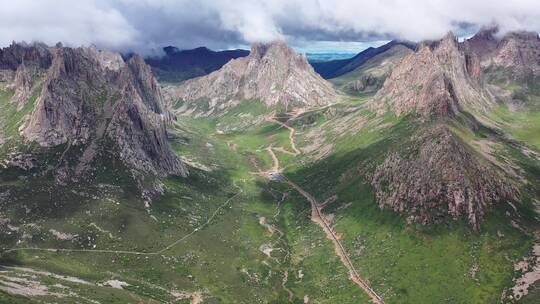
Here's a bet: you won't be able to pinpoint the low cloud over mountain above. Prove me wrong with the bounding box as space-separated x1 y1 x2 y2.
1 0 540 54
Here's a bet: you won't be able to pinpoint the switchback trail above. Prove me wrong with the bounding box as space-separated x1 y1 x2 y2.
265 114 301 155
263 114 385 304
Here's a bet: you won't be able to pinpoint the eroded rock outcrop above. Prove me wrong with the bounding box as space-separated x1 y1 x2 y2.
16 45 185 178
0 43 53 110
371 126 518 229
165 41 337 114
10 63 32 107
107 54 185 176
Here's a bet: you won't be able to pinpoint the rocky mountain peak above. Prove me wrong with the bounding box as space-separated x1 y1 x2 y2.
438 31 458 48
20 47 106 147
469 25 499 42
166 40 337 114
13 44 185 180
122 54 165 114
460 28 540 79
462 27 500 63
246 40 312 74
504 30 540 42
0 42 53 98
416 32 457 53
442 31 458 42
127 53 147 70
372 31 491 118
92 48 125 72
250 42 272 58
250 41 293 60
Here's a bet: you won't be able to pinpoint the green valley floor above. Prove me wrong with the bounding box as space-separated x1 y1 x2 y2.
1 96 539 303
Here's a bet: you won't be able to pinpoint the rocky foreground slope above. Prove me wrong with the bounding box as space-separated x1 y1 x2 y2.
0 43 186 181
371 126 518 229
165 41 338 115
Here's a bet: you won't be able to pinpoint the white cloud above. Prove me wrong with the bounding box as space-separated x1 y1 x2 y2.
0 0 539 53
0 0 138 50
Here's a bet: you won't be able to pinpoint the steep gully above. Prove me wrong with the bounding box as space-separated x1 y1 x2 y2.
257 112 385 304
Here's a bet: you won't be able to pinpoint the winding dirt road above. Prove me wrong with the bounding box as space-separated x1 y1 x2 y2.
263 115 385 304
286 178 384 304
265 114 301 155
266 146 281 172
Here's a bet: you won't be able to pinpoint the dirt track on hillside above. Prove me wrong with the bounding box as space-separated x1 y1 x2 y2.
262 115 385 304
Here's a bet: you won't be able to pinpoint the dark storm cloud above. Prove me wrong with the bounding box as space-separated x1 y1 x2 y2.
1 0 540 54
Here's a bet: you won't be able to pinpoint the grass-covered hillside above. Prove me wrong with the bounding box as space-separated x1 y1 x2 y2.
1 63 539 304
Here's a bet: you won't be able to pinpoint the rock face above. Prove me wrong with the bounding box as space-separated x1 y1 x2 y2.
0 42 52 71
10 63 32 107
464 28 540 79
166 41 337 114
20 47 111 146
371 126 518 229
10 44 185 177
372 33 492 117
493 32 540 77
107 54 185 176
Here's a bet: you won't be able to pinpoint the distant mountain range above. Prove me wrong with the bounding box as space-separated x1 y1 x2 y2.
144 42 416 86
311 40 416 79
145 46 249 83
306 52 357 62
328 42 414 95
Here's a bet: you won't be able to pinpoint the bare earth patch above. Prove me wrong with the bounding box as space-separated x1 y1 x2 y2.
101 279 130 289
49 228 76 241
510 244 540 300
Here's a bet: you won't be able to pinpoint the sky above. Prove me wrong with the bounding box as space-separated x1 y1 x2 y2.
1 0 540 55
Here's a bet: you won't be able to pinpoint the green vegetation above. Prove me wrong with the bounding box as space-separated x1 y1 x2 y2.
0 81 538 303
0 85 40 138
490 102 540 151
0 102 367 302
